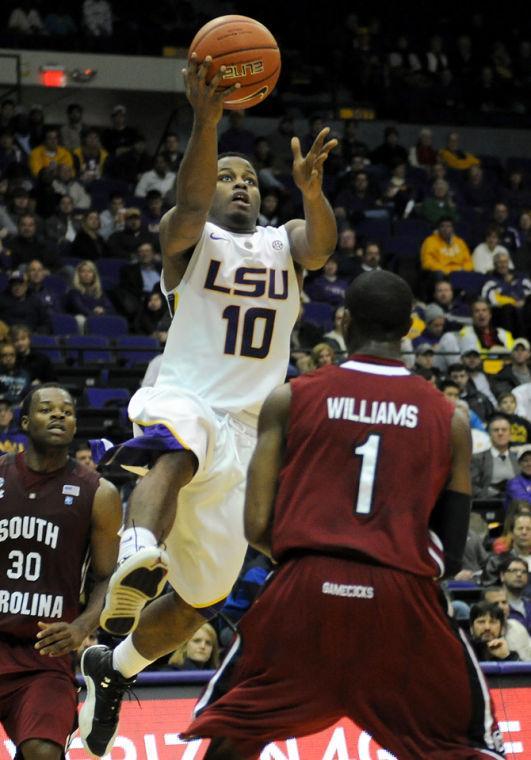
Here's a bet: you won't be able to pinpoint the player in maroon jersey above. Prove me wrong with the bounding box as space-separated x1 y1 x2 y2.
0 384 122 760
181 270 505 759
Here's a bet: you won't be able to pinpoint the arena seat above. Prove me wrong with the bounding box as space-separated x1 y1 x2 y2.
115 335 160 366
449 271 487 298
51 313 80 336
30 334 64 363
96 258 129 285
84 387 130 409
86 315 129 336
63 335 113 364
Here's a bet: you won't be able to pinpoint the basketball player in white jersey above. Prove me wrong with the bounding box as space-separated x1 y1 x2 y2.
79 54 338 757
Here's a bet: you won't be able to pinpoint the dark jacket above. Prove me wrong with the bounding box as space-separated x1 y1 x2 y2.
70 229 109 261
64 288 115 317
17 350 56 383
0 292 50 332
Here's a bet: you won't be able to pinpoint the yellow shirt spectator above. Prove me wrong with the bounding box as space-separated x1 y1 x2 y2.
421 219 473 273
439 130 480 171
29 127 74 177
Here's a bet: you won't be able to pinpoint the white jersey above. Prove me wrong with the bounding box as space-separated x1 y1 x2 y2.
157 221 299 419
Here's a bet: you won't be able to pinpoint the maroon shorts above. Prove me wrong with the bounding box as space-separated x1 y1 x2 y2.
0 640 77 750
183 555 505 760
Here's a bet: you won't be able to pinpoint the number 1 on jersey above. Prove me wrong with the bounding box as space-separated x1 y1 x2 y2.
354 434 381 515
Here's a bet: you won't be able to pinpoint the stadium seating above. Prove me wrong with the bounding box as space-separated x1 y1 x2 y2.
86 315 129 336
96 258 129 285
63 335 113 364
449 271 488 298
115 335 160 366
31 335 64 363
51 313 80 336
84 387 130 408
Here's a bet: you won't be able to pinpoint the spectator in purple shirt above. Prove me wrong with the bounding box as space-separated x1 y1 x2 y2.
506 446 531 508
303 256 348 307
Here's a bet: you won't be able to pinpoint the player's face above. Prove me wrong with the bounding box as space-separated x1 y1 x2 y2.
471 614 502 642
209 157 260 233
186 627 214 664
22 388 77 448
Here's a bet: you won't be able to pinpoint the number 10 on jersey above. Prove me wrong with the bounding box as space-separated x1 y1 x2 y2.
222 305 276 359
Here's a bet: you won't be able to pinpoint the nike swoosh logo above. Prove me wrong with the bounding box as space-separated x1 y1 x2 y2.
210 232 229 241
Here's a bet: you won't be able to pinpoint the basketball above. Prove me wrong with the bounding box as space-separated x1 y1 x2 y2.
188 15 281 110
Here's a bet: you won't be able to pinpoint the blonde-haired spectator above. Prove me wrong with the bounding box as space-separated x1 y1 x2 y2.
168 623 220 671
311 342 336 368
64 260 115 331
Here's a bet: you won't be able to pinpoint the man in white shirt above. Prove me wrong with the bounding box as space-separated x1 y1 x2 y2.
135 154 176 198
471 414 519 498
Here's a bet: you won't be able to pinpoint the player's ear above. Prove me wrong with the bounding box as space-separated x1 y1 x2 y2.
20 415 29 432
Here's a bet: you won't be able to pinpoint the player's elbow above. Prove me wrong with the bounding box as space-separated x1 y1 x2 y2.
244 510 272 552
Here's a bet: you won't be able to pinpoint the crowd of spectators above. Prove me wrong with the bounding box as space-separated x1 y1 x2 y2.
3 6 531 125
1 94 531 665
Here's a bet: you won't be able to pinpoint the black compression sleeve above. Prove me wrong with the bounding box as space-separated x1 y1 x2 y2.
429 490 471 578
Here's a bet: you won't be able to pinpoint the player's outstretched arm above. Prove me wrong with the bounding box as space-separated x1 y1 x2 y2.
35 478 122 656
160 55 239 288
285 127 338 271
429 406 472 578
244 384 291 558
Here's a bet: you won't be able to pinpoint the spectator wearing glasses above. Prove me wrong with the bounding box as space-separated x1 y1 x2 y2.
500 555 531 633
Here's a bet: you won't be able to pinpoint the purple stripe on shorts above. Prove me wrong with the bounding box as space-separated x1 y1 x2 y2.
90 424 185 468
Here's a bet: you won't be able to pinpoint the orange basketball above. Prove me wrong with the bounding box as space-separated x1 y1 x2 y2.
188 15 281 110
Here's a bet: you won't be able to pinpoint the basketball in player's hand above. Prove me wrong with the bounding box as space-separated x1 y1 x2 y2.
188 15 281 110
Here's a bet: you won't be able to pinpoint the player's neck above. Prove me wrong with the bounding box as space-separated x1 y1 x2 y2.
349 340 403 361
210 214 257 234
24 445 69 473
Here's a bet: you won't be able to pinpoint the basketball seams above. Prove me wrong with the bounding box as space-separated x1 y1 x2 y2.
188 15 280 109
190 18 275 53
208 46 279 60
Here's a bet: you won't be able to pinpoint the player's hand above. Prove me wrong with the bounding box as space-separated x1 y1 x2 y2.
487 637 511 659
35 620 87 657
183 53 240 125
291 127 338 201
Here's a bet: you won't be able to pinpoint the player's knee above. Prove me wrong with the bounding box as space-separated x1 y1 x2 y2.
155 449 198 482
18 738 63 760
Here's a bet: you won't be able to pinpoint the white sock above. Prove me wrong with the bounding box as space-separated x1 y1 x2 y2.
112 636 154 679
118 527 157 564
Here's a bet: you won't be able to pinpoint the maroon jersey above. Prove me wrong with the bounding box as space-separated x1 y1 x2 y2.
0 453 100 640
272 355 454 577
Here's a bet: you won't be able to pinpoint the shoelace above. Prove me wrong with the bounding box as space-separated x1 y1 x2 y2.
96 676 139 722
